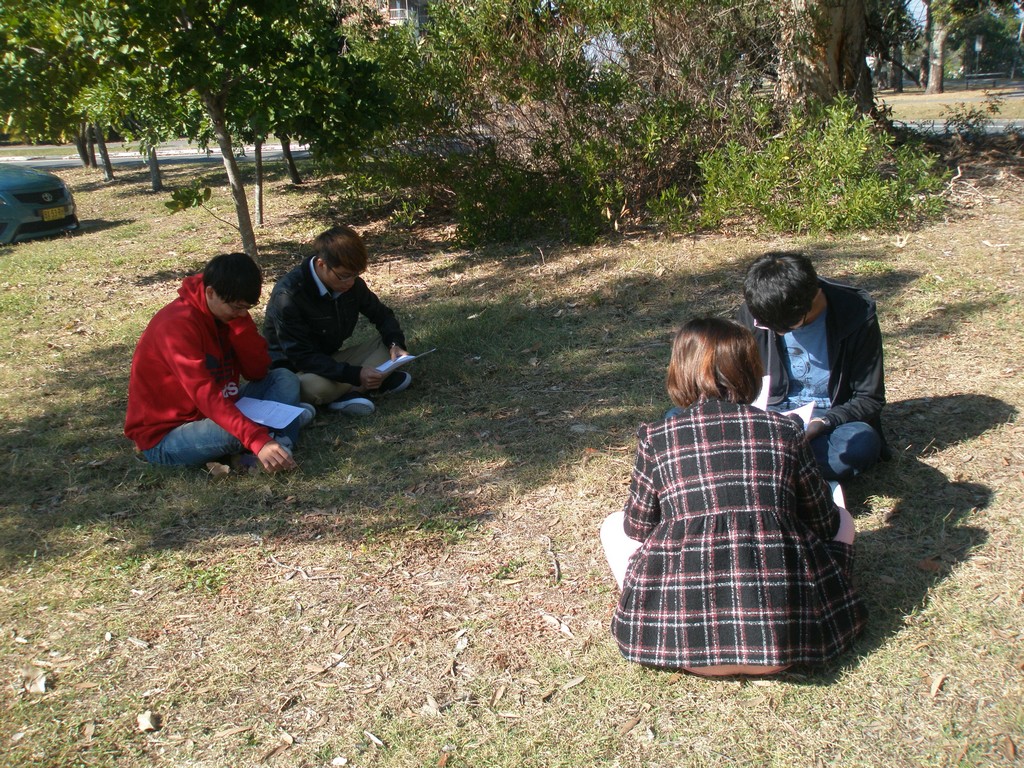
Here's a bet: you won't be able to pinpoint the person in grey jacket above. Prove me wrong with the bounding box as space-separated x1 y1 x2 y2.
264 225 411 416
736 251 887 480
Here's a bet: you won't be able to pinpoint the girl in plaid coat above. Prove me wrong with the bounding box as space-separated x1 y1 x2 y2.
601 318 866 676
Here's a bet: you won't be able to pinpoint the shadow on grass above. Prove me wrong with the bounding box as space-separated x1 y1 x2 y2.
0 234 1003 623
781 392 1015 685
0 241 757 566
76 218 136 237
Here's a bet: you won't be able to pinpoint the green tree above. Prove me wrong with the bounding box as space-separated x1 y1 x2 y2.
921 0 1018 92
0 1 95 146
97 0 390 258
866 0 919 90
78 69 206 192
948 4 1024 76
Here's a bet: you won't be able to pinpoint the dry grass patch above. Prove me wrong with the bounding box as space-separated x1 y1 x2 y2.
880 83 1024 122
1 159 1023 767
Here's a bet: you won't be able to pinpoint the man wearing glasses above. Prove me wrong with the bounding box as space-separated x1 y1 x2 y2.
737 251 887 480
264 225 411 416
125 252 311 472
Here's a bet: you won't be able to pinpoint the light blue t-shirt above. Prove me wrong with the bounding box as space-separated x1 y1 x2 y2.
779 308 831 411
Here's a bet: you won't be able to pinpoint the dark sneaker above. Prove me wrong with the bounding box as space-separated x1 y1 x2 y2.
378 371 412 395
327 392 376 415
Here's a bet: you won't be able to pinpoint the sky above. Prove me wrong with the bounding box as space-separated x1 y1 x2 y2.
908 0 926 25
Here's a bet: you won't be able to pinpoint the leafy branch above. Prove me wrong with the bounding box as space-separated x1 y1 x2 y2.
164 181 238 230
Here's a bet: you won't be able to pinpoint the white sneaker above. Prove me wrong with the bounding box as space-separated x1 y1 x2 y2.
296 402 316 428
327 392 375 416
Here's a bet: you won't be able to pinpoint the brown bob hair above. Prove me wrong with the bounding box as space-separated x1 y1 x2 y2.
666 317 763 409
312 224 369 274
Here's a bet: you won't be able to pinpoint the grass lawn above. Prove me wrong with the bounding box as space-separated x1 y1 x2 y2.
1 155 1022 767
879 82 1024 122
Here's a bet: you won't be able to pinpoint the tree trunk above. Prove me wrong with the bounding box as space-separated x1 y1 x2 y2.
280 135 302 184
202 92 258 259
254 136 264 228
890 44 903 92
147 147 163 193
920 0 932 89
1011 19 1023 79
86 124 98 168
93 123 115 182
777 0 873 111
73 124 90 167
925 22 948 94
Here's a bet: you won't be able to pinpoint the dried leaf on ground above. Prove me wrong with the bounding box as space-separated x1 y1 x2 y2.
490 685 506 707
137 710 161 732
20 664 47 694
421 694 440 716
619 715 642 736
561 676 585 691
205 461 230 479
1004 735 1017 760
929 673 947 698
539 611 574 638
213 725 252 740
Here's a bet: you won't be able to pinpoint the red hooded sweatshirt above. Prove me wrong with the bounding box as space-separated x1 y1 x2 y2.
124 273 273 454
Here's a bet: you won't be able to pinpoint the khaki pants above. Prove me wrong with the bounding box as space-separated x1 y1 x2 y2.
298 338 389 405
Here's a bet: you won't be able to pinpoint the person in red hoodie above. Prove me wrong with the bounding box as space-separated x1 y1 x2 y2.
125 252 312 472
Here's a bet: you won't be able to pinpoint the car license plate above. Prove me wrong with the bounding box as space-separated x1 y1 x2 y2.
41 206 64 222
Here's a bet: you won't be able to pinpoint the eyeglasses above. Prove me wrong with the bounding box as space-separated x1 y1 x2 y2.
325 262 360 283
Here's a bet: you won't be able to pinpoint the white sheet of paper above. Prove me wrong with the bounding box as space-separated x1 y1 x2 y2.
752 375 771 411
236 397 306 430
781 401 815 428
752 375 844 507
376 347 437 374
829 481 846 508
752 376 813 427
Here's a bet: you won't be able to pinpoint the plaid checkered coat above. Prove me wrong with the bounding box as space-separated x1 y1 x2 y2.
611 398 866 668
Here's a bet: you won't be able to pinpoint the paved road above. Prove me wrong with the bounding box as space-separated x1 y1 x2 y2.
902 118 1019 135
0 145 310 171
2 120 1018 172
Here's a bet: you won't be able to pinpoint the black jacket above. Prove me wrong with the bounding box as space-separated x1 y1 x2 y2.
264 257 406 386
737 279 888 455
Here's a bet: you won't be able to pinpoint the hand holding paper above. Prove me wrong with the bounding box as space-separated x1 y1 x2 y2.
751 376 815 429
236 397 307 430
376 348 436 375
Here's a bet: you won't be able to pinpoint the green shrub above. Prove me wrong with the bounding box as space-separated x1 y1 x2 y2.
943 94 1004 141
647 185 694 234
699 98 948 233
334 4 947 243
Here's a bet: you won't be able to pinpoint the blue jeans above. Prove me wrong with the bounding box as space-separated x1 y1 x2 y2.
143 369 302 467
663 406 881 481
809 421 881 481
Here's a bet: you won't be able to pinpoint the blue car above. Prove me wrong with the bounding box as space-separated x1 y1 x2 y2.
0 165 79 245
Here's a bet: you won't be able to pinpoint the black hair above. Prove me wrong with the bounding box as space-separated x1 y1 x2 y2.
202 252 262 305
742 251 820 332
